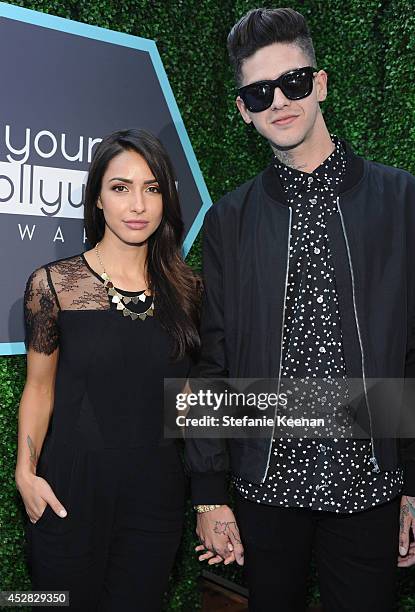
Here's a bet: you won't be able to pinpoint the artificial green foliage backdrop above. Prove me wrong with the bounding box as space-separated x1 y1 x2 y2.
1 0 414 610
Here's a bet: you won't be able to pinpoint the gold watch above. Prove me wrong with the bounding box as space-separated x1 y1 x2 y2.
194 504 223 513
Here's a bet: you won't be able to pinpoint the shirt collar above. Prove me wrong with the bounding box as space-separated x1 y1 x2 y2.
273 134 347 198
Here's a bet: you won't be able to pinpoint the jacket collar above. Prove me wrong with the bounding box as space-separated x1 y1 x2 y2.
262 138 365 205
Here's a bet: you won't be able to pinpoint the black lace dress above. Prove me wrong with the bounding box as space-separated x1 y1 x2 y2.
23 253 191 610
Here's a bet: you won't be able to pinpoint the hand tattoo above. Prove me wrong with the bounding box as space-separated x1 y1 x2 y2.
400 502 409 540
213 521 242 544
407 496 415 519
27 435 38 467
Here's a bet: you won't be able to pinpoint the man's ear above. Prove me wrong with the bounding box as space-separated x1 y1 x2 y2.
315 70 328 103
236 96 253 125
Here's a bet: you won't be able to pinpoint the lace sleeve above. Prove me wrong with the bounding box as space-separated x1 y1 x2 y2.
24 267 59 355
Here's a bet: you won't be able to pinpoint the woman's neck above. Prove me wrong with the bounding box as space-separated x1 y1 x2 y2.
92 235 149 291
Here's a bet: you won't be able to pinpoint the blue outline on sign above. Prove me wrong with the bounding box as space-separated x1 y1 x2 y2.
0 2 212 356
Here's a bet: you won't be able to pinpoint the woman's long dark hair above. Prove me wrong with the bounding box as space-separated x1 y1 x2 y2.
84 128 201 360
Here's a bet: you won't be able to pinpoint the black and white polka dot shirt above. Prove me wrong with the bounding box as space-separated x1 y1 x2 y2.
233 134 403 513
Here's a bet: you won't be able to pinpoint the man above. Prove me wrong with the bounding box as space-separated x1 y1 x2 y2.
184 7 415 612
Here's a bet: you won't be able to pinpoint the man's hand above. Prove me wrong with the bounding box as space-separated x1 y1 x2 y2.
195 505 244 566
397 495 415 567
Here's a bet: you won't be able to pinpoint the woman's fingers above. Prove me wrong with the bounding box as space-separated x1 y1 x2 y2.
397 542 415 567
196 541 216 556
26 499 47 522
224 552 236 565
196 539 235 565
207 554 224 565
198 550 215 561
36 477 67 518
22 476 67 522
195 541 227 564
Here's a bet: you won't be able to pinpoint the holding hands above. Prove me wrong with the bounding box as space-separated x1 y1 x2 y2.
195 505 244 566
397 495 415 568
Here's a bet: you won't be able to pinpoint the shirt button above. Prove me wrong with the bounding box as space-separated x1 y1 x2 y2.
317 295 324 303
320 445 327 452
319 346 326 353
308 176 314 184
314 247 320 254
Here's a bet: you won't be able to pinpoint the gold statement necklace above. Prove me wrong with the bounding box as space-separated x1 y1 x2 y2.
95 243 154 321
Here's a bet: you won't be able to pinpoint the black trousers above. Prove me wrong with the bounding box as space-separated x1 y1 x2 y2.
25 444 185 611
234 492 401 612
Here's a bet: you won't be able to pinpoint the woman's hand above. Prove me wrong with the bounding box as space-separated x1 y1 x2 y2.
15 345 60 523
15 471 67 523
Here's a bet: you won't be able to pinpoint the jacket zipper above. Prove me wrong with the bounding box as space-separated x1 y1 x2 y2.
262 206 292 482
336 196 380 473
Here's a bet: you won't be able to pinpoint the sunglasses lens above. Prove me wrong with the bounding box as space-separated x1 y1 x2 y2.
281 69 313 99
243 83 273 113
240 68 315 112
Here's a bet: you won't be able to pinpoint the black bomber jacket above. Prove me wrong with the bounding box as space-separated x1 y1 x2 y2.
184 138 415 504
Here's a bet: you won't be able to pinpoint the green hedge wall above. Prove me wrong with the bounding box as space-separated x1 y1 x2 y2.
1 1 414 610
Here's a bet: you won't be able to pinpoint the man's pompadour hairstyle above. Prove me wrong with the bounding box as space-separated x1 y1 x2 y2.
227 7 317 86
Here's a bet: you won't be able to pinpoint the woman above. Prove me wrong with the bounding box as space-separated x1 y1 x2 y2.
15 129 201 611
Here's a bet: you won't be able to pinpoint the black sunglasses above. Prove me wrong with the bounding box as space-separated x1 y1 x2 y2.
238 66 318 113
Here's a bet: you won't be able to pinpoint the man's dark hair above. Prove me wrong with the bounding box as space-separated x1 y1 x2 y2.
227 7 317 86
